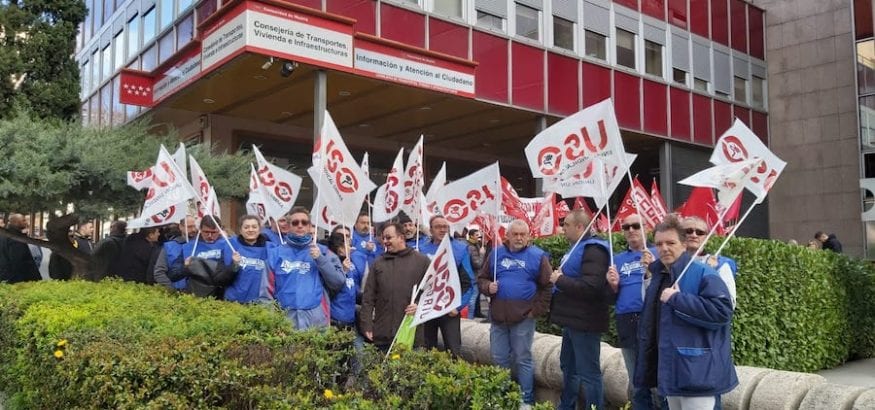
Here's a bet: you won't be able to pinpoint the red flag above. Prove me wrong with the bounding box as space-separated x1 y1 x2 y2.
614 178 660 228
119 70 154 107
722 194 743 226
554 199 571 219
650 178 669 220
615 187 638 223
595 214 610 233
500 177 528 221
679 187 724 235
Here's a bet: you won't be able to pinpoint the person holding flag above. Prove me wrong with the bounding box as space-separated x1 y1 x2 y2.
549 209 611 410
418 215 473 357
267 207 346 330
477 219 552 408
400 212 428 249
351 212 382 265
224 215 274 304
359 222 430 352
154 216 240 298
606 214 660 409
682 216 738 309
635 215 737 410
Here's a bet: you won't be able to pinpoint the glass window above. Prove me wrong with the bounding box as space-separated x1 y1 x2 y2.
752 76 764 107
553 16 574 51
142 44 158 71
158 31 175 64
716 90 729 99
92 0 103 33
616 28 635 69
91 49 100 91
103 0 114 24
585 30 606 60
112 76 124 126
433 0 463 18
516 3 539 41
734 76 747 103
143 7 157 44
178 0 193 13
177 13 194 49
861 95 875 151
127 15 140 60
100 83 112 127
160 0 174 30
101 45 112 82
694 77 708 92
645 40 662 76
858 40 875 95
476 10 503 31
81 98 90 125
673 68 687 85
89 96 99 126
81 60 90 97
113 31 124 70
83 0 93 44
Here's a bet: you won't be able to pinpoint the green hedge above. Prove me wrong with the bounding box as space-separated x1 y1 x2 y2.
533 234 875 372
0 280 538 409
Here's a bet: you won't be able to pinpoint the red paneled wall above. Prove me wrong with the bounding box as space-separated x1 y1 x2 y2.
734 105 751 126
614 0 639 11
644 80 668 135
730 0 748 53
711 0 729 46
690 0 709 38
614 71 641 130
714 100 733 135
380 4 425 48
327 0 375 35
855 0 873 40
669 87 691 141
642 0 665 20
748 6 764 59
512 43 545 110
547 53 579 115
429 19 469 59
472 31 508 103
582 63 612 107
668 0 688 29
692 94 713 145
751 111 768 144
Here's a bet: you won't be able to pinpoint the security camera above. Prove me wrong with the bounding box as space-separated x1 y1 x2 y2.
261 57 274 70
280 60 298 78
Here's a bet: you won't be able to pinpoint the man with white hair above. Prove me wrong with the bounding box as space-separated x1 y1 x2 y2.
477 219 552 408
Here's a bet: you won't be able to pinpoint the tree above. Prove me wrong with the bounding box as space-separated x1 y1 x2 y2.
0 112 251 279
0 0 86 119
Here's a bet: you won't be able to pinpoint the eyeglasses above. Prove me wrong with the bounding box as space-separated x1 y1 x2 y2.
289 219 309 227
684 228 708 236
621 223 642 231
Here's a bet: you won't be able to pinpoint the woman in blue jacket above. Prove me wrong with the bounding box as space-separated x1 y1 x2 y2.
635 215 737 410
225 215 274 304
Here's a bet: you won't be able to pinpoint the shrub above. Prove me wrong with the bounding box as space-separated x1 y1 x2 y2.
0 280 529 409
533 234 875 372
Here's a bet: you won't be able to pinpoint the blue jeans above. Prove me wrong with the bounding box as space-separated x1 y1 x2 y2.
622 347 658 409
559 327 603 410
490 317 536 404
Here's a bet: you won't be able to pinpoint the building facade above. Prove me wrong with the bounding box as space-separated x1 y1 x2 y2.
75 0 775 241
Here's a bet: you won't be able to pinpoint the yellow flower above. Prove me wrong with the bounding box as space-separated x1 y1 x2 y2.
53 350 64 359
391 354 400 360
56 339 68 348
323 389 335 400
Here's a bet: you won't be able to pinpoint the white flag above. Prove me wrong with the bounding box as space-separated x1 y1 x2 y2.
425 161 447 217
544 152 636 207
401 135 425 222
361 152 370 179
188 155 214 219
525 99 627 179
412 235 463 326
172 143 186 176
128 144 185 191
313 195 340 231
434 162 500 233
127 201 188 229
206 186 221 219
140 145 197 220
309 111 376 227
372 148 405 223
253 145 303 220
245 163 266 219
679 158 764 210
710 119 786 202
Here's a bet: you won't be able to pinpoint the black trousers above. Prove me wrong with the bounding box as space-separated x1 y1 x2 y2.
423 314 462 357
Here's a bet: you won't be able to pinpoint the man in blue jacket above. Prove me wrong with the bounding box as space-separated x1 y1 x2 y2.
351 212 382 266
153 216 236 293
607 214 658 409
267 207 345 330
682 216 738 309
635 215 738 410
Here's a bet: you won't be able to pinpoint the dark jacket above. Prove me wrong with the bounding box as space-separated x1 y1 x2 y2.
360 247 430 346
73 234 94 255
49 252 74 280
549 238 612 332
0 230 41 283
92 233 127 280
635 252 738 396
477 244 552 325
823 234 843 253
116 232 158 284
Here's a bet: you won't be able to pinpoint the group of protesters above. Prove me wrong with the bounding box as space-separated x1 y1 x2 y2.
0 205 740 410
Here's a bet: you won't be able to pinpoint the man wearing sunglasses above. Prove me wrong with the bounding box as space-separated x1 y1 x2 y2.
267 207 345 330
607 214 660 409
549 210 611 410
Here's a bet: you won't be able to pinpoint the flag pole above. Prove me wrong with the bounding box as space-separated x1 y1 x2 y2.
673 194 738 285
208 214 236 253
272 217 286 246
493 164 501 282
605 202 614 265
713 199 759 257
189 231 200 258
624 172 650 248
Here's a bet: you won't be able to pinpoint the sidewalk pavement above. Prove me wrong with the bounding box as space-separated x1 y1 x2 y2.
817 358 875 388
